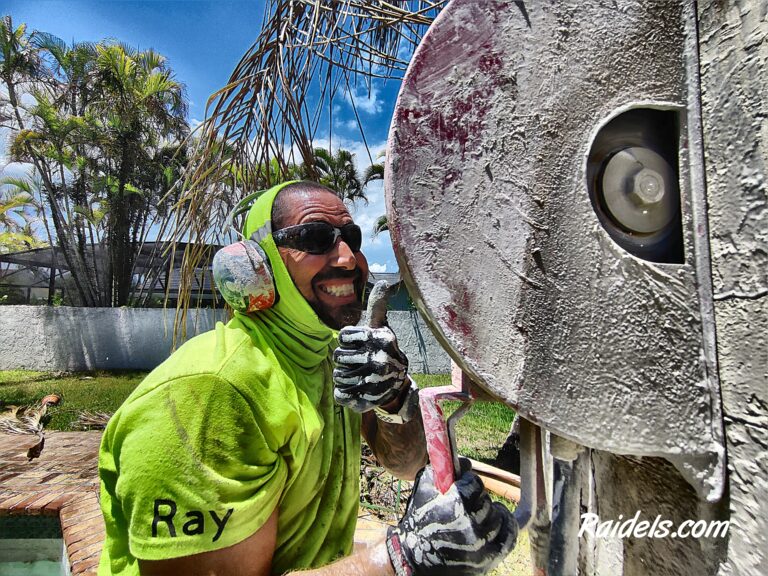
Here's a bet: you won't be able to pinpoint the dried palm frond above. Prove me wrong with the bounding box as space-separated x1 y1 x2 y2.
0 393 61 436
75 410 112 430
169 0 445 342
27 434 45 461
0 395 61 461
0 403 47 435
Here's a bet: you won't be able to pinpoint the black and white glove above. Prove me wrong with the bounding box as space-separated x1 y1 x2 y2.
386 462 518 576
332 325 409 413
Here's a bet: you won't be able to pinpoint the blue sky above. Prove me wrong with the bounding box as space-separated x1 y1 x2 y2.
1 1 400 273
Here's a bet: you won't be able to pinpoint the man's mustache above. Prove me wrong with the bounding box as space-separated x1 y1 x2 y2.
313 269 363 283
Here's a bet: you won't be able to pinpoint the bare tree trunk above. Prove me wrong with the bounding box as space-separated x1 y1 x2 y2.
3 72 100 306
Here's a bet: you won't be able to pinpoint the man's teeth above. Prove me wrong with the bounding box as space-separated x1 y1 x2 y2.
321 283 355 297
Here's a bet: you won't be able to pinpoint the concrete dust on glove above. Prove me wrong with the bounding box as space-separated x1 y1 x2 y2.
387 461 518 576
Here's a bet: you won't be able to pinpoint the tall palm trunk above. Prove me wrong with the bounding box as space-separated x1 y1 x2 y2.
35 163 97 306
111 145 136 306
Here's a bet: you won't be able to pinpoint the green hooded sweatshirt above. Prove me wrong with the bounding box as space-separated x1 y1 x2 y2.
98 182 362 575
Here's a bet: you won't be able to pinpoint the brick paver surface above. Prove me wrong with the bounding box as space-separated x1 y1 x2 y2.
1 431 392 573
0 431 103 575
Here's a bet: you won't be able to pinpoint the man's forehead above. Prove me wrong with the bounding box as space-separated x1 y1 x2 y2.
280 187 352 225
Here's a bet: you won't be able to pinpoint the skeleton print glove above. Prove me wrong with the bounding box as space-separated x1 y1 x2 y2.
386 463 518 576
332 325 409 413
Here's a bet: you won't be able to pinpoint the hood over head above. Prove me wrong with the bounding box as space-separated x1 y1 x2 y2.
237 181 336 368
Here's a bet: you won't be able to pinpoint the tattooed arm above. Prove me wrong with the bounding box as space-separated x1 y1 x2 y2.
361 388 428 481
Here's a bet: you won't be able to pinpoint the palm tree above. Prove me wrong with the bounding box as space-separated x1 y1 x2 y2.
90 43 188 305
0 16 42 131
2 24 190 306
3 24 105 305
307 147 366 204
362 159 388 236
0 184 46 254
4 31 110 305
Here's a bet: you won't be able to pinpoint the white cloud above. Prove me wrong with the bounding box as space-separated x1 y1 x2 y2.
0 127 10 168
369 263 387 273
341 118 359 132
344 84 382 115
0 161 32 180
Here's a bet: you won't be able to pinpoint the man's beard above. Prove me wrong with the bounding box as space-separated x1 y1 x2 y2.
314 300 363 330
310 269 365 329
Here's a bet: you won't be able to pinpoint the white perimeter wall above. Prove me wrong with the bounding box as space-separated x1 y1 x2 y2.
0 306 450 374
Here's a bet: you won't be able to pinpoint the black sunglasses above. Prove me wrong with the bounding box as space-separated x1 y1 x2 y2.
271 222 363 255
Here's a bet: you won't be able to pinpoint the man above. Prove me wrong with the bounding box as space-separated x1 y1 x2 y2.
98 181 516 575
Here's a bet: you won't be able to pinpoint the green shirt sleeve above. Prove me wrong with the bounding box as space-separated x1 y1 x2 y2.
111 373 292 560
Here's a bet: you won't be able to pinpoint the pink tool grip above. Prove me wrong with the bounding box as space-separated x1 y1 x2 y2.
419 386 471 493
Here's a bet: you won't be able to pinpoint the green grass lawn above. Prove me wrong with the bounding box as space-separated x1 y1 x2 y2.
412 373 516 463
0 370 145 430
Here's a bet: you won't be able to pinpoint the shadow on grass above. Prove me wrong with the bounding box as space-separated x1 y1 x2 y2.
0 371 74 387
0 370 147 387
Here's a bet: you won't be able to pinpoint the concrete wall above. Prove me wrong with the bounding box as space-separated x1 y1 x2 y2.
698 1 768 572
0 306 227 371
389 308 452 374
0 306 450 374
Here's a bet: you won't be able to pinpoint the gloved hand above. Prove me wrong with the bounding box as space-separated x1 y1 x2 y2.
332 325 409 413
386 462 518 576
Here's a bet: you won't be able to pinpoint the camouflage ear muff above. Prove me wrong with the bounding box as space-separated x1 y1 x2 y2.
212 189 278 313
212 239 277 313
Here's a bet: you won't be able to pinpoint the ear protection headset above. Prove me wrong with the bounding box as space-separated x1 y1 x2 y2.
212 188 278 314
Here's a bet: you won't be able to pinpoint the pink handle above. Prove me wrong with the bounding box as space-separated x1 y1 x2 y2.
419 386 471 493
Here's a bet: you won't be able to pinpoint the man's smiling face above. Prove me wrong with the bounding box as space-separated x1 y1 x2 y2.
274 187 369 329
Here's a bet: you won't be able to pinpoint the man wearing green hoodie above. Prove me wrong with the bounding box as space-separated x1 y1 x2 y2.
97 181 516 576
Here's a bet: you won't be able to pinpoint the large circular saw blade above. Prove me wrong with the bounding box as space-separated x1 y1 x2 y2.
385 0 724 499
386 0 541 412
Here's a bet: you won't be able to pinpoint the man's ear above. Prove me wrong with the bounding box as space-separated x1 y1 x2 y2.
213 240 278 313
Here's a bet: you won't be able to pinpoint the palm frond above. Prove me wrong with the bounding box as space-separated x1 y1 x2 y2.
0 403 46 435
75 410 112 430
169 0 445 340
30 31 68 63
372 213 389 237
363 162 384 186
